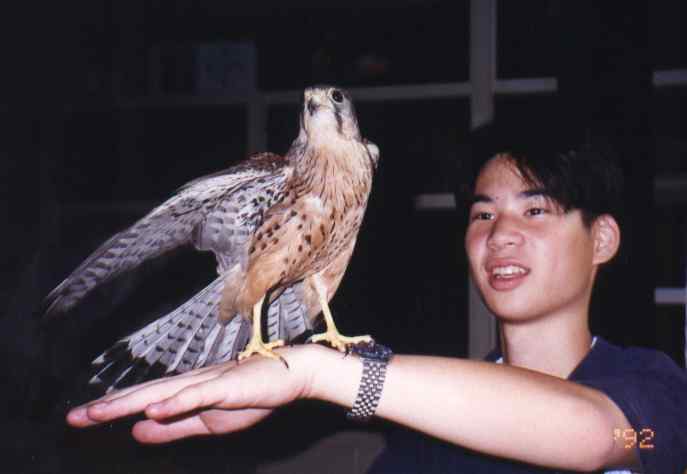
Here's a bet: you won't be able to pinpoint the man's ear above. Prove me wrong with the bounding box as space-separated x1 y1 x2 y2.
592 214 621 265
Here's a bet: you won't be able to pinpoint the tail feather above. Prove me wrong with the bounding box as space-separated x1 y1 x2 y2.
88 278 312 393
194 323 223 368
89 276 234 392
89 341 166 391
126 275 225 366
115 359 168 391
90 341 133 386
207 317 251 365
266 283 313 341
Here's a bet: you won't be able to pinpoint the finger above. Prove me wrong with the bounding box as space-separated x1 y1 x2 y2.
131 415 212 444
200 408 273 433
132 408 273 444
103 362 234 404
66 405 100 427
101 367 223 406
67 369 226 426
145 377 231 420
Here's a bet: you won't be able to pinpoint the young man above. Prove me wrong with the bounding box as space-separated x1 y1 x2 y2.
67 144 687 472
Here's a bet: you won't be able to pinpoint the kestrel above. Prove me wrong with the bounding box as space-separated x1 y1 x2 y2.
45 85 379 391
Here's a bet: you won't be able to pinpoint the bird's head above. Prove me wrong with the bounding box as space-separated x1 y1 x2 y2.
298 85 361 143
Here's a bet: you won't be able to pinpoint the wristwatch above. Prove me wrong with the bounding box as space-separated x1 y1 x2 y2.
346 342 394 422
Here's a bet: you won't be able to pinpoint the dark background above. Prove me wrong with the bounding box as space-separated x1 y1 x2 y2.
1 1 685 473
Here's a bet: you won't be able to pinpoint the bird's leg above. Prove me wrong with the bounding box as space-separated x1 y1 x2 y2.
308 276 372 352
238 296 286 364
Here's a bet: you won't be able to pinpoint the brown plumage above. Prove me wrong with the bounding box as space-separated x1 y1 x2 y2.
44 85 379 390
222 86 379 359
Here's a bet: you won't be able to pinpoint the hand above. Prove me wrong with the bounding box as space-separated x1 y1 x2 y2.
66 345 318 443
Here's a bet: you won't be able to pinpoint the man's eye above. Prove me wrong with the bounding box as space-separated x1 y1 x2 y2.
472 212 493 221
525 208 547 217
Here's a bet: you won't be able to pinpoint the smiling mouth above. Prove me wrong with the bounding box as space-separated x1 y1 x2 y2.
491 265 529 279
485 263 530 291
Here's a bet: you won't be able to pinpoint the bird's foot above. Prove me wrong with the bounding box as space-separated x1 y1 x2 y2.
308 331 373 353
238 339 287 367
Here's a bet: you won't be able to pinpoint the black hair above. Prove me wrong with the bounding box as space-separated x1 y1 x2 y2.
456 121 625 229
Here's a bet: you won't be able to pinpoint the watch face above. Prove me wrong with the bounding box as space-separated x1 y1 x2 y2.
350 341 393 361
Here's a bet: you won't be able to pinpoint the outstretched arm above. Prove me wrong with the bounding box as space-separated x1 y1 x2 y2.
67 344 637 470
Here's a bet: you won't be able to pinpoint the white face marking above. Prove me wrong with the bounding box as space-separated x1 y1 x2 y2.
301 86 360 143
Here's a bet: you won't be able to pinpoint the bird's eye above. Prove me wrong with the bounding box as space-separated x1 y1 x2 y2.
330 89 344 104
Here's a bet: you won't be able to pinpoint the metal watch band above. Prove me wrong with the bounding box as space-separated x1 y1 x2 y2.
347 342 393 422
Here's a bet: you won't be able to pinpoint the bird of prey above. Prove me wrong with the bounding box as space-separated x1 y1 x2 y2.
45 85 379 391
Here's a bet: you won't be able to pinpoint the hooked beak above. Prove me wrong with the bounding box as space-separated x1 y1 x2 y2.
307 98 319 115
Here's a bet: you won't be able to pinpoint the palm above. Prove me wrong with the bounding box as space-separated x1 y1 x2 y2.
132 407 273 443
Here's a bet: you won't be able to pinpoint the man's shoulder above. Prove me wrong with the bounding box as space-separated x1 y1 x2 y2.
576 338 687 473
576 337 685 381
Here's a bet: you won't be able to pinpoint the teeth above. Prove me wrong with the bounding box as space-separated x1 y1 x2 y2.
492 265 526 277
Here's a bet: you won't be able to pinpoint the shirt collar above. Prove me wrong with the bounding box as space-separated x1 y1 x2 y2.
494 336 598 365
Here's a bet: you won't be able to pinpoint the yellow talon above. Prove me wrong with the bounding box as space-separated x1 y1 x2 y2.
239 296 287 366
238 338 285 361
309 274 373 352
309 331 372 352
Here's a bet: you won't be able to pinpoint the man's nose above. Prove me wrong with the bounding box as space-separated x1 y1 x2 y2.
487 216 524 250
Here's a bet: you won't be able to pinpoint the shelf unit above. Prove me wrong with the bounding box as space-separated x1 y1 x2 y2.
77 0 687 360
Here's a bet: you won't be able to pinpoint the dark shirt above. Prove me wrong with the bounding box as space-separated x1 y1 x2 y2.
368 337 687 473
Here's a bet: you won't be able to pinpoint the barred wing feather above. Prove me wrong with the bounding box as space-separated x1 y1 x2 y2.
44 153 290 318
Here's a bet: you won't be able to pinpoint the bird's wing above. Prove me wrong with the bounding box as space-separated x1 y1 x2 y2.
44 152 291 317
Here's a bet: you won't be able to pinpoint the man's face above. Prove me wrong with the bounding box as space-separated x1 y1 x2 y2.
464 156 598 323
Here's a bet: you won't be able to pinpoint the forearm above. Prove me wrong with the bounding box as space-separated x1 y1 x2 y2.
306 346 626 470
66 344 633 468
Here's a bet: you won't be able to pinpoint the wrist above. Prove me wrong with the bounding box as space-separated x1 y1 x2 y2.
285 343 339 401
300 344 363 409
346 342 393 421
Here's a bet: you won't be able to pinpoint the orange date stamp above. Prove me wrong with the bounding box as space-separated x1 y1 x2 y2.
613 428 655 450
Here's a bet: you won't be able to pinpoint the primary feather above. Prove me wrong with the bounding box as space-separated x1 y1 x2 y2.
44 153 288 317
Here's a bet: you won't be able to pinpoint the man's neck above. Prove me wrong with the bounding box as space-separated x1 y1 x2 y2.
499 317 592 379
